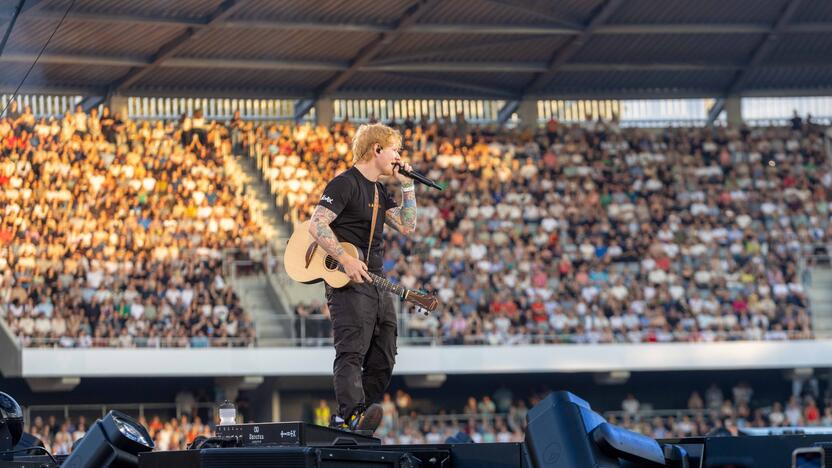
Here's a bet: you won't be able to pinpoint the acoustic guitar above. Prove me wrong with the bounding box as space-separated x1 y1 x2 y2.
284 221 439 312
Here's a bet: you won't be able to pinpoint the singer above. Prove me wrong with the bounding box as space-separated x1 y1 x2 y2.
307 123 417 434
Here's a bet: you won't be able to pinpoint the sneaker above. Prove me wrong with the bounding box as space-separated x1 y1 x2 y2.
329 414 348 429
351 403 383 433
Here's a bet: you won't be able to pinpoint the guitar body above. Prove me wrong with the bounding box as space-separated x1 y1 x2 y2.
284 221 360 288
284 221 440 312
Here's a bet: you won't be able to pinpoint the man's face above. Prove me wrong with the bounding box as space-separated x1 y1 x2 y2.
375 141 401 175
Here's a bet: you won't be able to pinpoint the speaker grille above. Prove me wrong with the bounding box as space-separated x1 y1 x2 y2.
202 447 314 468
811 442 832 468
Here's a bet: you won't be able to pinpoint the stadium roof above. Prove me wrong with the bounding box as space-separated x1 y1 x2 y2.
1 0 831 101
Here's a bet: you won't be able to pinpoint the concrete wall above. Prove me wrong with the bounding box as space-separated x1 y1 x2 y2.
13 340 832 378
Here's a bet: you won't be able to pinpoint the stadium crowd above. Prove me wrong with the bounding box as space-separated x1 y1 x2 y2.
263 115 829 344
0 102 261 347
1 101 829 347
609 377 832 438
24 378 832 453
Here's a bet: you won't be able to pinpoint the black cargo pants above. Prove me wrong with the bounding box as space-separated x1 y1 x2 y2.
326 280 397 420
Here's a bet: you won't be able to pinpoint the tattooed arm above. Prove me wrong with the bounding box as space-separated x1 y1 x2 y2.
384 182 418 235
308 205 348 260
308 205 371 282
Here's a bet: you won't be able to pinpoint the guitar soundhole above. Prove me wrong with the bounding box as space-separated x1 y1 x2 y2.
324 256 340 271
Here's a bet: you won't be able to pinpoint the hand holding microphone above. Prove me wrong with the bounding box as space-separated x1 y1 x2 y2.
392 161 415 185
393 163 443 191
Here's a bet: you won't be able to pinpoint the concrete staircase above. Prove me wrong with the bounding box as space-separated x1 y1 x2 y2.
225 153 325 346
233 275 293 346
810 266 832 338
231 154 290 241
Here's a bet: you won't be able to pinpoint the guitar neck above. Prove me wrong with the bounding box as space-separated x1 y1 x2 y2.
368 272 407 299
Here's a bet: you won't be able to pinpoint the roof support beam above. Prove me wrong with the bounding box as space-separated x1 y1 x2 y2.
167 57 347 71
317 0 442 96
0 51 148 67
0 84 106 95
497 100 521 125
293 99 315 122
13 10 209 27
78 95 106 112
524 0 625 94
0 53 773 72
379 72 517 98
479 0 583 29
220 19 390 33
110 0 247 93
367 62 548 73
598 23 772 34
116 86 829 101
6 9 832 36
0 0 44 30
706 98 725 126
370 35 550 65
0 0 26 59
723 0 805 96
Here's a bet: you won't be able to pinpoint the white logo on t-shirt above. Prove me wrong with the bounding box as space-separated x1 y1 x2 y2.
321 195 334 204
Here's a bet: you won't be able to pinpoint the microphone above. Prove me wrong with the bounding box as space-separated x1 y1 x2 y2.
393 163 443 191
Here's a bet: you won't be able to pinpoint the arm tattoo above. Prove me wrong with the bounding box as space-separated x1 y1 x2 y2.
385 207 406 233
308 205 348 260
384 186 418 235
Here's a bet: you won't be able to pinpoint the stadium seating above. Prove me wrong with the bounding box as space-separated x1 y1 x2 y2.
258 119 827 344
0 108 261 347
3 109 827 347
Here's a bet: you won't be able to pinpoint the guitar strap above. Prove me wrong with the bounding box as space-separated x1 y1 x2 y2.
366 183 379 266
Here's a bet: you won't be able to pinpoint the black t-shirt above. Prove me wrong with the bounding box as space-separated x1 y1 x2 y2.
318 167 397 273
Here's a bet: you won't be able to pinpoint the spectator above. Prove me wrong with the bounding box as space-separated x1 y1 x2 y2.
622 394 640 415
314 400 331 427
705 384 724 411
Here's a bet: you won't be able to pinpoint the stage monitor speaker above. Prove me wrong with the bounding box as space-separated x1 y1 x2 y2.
524 391 619 468
524 392 668 468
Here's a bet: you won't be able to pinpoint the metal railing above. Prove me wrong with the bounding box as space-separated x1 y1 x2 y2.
19 336 256 349
24 403 517 441
6 315 820 349
24 402 221 429
127 96 305 123
333 98 513 125
0 94 84 118
603 408 712 422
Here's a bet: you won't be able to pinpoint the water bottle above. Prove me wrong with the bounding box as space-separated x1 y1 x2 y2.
218 400 236 426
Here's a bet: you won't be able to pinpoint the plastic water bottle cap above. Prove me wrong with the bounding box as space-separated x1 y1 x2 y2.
218 400 236 426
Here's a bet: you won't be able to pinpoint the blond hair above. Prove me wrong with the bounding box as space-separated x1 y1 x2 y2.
351 123 402 163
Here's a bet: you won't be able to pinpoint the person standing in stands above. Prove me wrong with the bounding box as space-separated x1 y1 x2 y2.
307 123 417 432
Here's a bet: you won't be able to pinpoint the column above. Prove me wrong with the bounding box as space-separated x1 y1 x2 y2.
315 97 334 127
108 95 129 119
725 96 743 127
516 98 539 130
